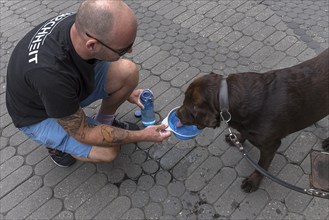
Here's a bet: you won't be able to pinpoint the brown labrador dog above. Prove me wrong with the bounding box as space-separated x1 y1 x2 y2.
177 48 329 193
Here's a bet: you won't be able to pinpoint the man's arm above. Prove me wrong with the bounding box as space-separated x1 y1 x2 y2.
56 107 169 146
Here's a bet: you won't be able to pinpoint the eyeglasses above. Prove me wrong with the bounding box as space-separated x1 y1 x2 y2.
86 32 134 56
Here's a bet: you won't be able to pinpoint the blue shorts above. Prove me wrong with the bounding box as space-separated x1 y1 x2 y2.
19 61 110 158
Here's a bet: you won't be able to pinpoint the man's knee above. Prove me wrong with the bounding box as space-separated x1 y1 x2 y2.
108 59 139 88
88 146 120 163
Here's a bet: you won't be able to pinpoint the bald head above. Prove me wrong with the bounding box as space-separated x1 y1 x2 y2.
75 0 136 41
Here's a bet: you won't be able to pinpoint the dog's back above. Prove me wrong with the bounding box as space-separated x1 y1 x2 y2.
247 48 329 137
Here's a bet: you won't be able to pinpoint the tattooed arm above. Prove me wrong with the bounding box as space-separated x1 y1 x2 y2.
56 107 170 146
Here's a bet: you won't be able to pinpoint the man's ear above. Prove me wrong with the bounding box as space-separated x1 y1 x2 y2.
86 39 97 51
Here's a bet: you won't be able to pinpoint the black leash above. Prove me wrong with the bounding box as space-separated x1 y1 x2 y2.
218 77 329 199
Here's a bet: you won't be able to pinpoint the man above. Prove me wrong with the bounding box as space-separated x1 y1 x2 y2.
6 0 171 167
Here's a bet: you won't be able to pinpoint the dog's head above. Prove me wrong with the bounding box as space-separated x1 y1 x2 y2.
176 73 222 129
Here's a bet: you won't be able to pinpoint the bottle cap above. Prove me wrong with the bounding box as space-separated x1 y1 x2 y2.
134 109 142 118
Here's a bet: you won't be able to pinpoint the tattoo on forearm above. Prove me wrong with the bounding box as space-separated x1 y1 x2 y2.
56 107 128 145
100 125 129 144
56 107 95 139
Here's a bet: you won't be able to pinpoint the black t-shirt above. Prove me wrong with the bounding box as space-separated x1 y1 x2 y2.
6 13 97 128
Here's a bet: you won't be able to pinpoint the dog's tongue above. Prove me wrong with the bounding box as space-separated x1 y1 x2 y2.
176 120 183 128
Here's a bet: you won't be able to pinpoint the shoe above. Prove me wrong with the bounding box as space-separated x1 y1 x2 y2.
112 118 140 130
47 148 76 168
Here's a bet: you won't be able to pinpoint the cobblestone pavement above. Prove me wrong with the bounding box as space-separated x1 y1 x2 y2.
1 0 329 219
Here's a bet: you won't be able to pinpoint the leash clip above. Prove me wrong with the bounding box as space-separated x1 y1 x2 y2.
220 111 231 124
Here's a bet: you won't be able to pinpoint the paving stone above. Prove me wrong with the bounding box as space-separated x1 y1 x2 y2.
151 56 180 75
208 132 231 157
120 208 145 220
256 200 287 220
142 50 170 70
239 41 264 57
284 212 306 220
27 198 63 220
229 35 253 52
121 143 137 156
297 48 317 62
176 209 198 220
137 174 155 191
243 21 266 36
160 139 195 170
154 86 180 111
250 45 275 63
213 177 249 217
148 141 174 160
209 26 233 42
285 175 313 213
120 179 137 196
145 202 163 220
190 18 213 33
170 66 199 87
131 189 150 208
43 161 82 187
200 167 237 204
54 163 96 199
26 145 48 166
142 159 160 175
75 184 119 219
17 139 41 156
221 146 244 167
261 50 286 68
264 31 287 46
173 146 209 181
0 165 32 198
0 113 12 130
219 31 243 47
168 180 186 197
5 186 52 220
150 185 168 203
163 196 183 216
233 17 255 31
195 203 218 220
185 156 223 192
275 56 299 69
266 164 304 201
0 175 42 214
303 197 329 220
199 22 223 38
284 132 317 164
230 189 269 220
94 196 131 220
155 170 172 186
0 155 24 180
130 150 147 164
64 173 107 211
0 146 15 165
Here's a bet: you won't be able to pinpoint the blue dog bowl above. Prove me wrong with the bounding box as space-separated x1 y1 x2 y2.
163 107 201 140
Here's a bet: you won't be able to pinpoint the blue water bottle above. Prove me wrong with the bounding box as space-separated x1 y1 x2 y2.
140 89 156 126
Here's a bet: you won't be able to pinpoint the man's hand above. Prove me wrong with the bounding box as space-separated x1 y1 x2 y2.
127 89 144 109
142 124 171 142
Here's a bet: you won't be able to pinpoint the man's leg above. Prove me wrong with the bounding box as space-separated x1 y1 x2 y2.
72 145 120 163
19 117 122 164
99 58 139 115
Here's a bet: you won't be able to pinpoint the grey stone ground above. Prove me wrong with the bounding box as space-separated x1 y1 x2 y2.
1 0 329 219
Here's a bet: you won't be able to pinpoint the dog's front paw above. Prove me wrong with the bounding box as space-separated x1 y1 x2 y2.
241 172 262 193
322 137 329 152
